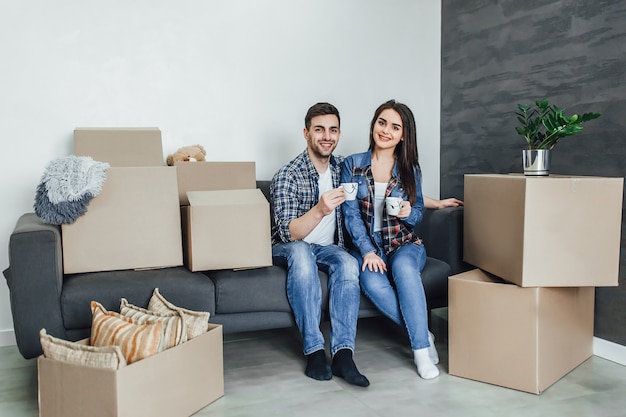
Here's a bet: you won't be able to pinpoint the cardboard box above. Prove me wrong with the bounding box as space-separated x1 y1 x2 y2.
61 167 183 274
448 269 594 395
38 324 223 417
174 161 256 205
181 189 272 271
74 128 164 167
463 174 623 287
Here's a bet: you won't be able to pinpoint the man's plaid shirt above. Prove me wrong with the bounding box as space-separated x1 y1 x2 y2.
270 150 345 247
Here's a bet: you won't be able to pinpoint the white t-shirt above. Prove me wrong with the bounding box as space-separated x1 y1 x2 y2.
373 181 387 232
303 169 336 246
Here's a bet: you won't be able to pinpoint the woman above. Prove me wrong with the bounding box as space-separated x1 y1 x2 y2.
341 99 439 379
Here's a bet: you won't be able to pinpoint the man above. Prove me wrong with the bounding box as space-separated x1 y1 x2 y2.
270 102 369 387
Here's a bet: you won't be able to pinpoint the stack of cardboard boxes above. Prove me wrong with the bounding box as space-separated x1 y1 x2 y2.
40 128 273 416
63 127 272 274
63 128 183 274
449 174 624 394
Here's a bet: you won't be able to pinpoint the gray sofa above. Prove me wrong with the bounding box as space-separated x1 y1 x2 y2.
4 180 469 359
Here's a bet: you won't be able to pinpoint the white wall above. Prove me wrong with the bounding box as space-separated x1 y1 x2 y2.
0 0 441 341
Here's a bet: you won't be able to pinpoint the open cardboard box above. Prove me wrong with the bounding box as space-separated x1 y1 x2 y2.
181 189 272 271
38 324 223 417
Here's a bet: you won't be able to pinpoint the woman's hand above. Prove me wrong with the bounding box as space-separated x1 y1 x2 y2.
424 196 464 209
362 252 387 273
436 197 464 208
397 201 412 218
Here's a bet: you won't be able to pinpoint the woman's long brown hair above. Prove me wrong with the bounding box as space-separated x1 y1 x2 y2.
368 100 421 205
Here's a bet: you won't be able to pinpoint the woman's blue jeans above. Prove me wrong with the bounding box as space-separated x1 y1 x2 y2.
354 233 429 350
272 241 361 356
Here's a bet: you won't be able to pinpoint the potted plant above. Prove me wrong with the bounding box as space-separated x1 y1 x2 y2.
514 99 601 175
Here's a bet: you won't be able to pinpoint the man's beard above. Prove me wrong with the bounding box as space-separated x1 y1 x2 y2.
309 140 336 159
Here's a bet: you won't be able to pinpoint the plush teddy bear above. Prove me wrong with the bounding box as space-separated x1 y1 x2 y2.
166 145 206 166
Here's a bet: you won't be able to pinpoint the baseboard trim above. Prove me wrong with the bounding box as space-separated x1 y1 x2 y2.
0 329 16 347
593 336 626 366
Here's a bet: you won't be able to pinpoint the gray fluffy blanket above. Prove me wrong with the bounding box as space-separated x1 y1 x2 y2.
34 156 110 225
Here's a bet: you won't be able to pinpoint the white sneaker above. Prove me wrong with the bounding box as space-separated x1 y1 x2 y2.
414 348 440 380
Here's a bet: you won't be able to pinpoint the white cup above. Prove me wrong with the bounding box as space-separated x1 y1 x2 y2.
385 197 403 216
340 182 358 200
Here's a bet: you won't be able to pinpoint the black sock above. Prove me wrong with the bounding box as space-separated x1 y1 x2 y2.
331 349 370 387
305 349 332 381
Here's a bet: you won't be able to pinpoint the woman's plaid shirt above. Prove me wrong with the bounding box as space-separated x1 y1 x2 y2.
341 150 423 256
353 166 422 254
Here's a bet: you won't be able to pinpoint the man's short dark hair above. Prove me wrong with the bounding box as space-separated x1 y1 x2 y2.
304 102 340 130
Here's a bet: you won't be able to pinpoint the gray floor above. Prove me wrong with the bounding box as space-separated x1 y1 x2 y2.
2 310 626 417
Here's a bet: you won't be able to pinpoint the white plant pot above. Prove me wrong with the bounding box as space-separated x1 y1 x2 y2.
523 149 551 176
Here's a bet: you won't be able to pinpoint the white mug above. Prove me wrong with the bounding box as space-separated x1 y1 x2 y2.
385 197 403 216
340 182 358 200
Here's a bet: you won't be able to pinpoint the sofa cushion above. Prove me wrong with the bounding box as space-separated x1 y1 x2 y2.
206 260 443 316
61 267 215 330
206 266 294 314
417 207 471 276
421 257 452 309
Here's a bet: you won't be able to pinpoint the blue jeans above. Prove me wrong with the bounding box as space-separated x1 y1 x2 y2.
272 241 361 356
354 232 429 350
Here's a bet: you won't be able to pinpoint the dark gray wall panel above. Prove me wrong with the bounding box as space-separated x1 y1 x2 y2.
441 0 626 345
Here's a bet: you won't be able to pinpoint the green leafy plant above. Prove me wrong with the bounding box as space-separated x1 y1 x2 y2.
515 99 601 150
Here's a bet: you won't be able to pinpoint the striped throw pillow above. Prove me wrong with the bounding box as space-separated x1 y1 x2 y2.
119 298 187 350
40 328 127 370
90 301 162 364
148 288 210 339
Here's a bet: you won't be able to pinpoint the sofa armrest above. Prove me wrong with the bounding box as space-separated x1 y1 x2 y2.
3 213 67 359
416 206 471 276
